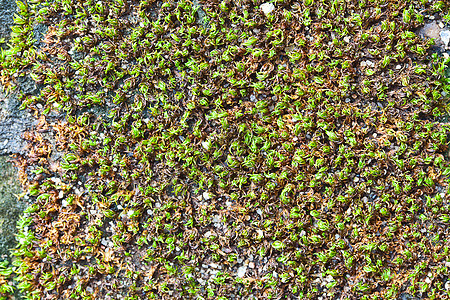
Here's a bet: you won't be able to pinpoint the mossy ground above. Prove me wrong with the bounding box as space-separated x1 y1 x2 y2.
1 0 450 300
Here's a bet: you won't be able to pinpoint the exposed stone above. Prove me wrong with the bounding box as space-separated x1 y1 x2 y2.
260 3 275 15
0 156 27 258
440 30 450 48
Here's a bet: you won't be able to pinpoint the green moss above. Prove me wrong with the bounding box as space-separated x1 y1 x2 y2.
1 0 450 299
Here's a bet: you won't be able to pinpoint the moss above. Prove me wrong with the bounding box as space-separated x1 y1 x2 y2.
1 0 450 299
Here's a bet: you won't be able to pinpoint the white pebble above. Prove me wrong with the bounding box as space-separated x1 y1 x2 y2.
396 65 402 70
445 281 450 290
237 266 247 278
203 191 212 200
260 3 275 15
440 30 450 48
343 36 351 43
201 141 210 150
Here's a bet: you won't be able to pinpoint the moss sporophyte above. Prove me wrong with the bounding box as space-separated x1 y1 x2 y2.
1 0 450 299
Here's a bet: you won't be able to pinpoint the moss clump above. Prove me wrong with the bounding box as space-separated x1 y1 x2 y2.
1 0 450 299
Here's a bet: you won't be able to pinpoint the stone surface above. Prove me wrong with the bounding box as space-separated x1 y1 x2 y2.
418 21 443 45
0 0 15 44
0 0 38 266
440 30 450 49
0 156 27 258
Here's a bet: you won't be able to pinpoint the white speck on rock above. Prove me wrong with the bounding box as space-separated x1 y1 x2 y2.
237 266 247 277
260 3 275 15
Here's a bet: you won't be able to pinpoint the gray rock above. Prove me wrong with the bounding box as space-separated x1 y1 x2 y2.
440 30 450 48
0 156 27 258
0 0 15 45
418 22 443 45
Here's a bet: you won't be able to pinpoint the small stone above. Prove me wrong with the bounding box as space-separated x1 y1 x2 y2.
256 229 264 238
396 65 402 70
441 31 450 48
260 3 275 15
248 262 255 268
203 191 212 200
366 60 374 67
419 22 441 41
58 191 64 199
439 22 445 29
237 266 247 277
360 61 367 67
445 281 450 291
353 177 359 183
256 208 262 215
362 196 368 203
343 36 351 43
201 141 210 150
425 277 432 284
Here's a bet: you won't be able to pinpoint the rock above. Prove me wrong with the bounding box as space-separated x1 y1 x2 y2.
236 265 247 277
202 191 212 200
0 156 27 258
418 22 442 45
440 30 450 48
260 3 275 15
0 0 16 47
